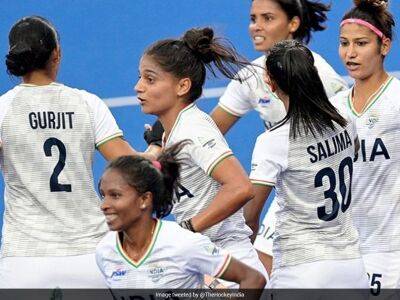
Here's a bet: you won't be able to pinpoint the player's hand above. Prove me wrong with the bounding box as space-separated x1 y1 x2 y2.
144 119 164 147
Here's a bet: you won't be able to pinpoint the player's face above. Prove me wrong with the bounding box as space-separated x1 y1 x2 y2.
249 0 296 53
100 169 144 232
339 24 389 81
135 54 181 116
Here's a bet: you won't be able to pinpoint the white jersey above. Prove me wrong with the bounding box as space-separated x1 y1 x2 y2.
0 82 122 257
219 53 348 128
250 110 360 269
331 76 400 254
165 103 252 243
96 220 232 288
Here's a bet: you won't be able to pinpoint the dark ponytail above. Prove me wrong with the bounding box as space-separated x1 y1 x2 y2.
263 0 330 44
5 16 58 76
342 0 394 41
266 40 347 138
144 27 251 103
105 141 188 218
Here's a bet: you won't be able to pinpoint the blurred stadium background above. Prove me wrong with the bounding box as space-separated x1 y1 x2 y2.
0 1 399 239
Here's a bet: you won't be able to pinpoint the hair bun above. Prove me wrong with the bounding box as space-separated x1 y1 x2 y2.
6 43 35 76
353 0 388 10
182 27 214 63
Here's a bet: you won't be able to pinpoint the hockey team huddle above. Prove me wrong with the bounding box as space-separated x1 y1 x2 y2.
0 0 399 294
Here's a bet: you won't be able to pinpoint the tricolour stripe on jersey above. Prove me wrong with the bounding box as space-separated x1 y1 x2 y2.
250 179 275 187
347 76 394 117
116 219 162 268
218 103 243 117
95 131 124 148
214 254 232 278
206 151 234 176
165 103 195 146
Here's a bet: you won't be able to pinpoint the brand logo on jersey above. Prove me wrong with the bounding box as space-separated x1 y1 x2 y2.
198 137 216 149
111 268 127 280
258 98 271 105
148 264 166 283
366 115 379 129
204 245 220 256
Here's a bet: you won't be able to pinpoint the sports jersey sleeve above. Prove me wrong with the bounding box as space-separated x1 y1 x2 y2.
0 88 19 144
185 122 233 176
83 92 123 147
182 232 232 278
250 129 288 186
218 67 257 117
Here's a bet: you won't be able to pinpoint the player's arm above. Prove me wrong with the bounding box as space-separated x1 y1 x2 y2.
220 256 266 291
98 137 161 161
210 75 254 135
244 184 273 243
210 106 240 135
257 250 273 277
189 156 254 233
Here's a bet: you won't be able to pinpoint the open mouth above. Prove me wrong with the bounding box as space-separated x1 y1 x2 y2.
252 35 265 43
346 62 361 71
105 214 118 223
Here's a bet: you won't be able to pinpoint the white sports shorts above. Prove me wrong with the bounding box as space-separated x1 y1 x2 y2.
270 258 369 289
362 251 400 291
217 236 269 288
0 253 106 288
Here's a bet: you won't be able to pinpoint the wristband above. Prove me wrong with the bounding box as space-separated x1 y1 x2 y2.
180 219 196 232
144 119 164 147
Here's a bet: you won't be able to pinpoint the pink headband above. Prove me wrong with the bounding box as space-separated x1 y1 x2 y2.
152 160 162 171
340 18 385 40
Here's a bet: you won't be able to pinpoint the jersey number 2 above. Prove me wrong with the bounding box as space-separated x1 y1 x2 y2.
314 156 353 221
43 137 72 192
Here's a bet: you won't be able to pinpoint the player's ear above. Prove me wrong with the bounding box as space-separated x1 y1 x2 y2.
288 16 300 36
380 37 391 57
177 77 191 97
140 191 153 210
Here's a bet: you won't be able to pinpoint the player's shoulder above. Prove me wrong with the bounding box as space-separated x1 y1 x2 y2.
330 88 351 106
175 104 220 136
255 122 289 153
310 51 332 69
251 55 266 66
96 230 117 253
234 55 265 78
0 85 21 103
262 121 289 141
60 84 103 104
160 220 211 251
160 220 193 241
0 86 24 120
311 51 341 76
385 76 400 94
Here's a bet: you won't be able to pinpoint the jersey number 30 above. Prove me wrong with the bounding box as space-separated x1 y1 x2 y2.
314 156 353 221
43 137 72 192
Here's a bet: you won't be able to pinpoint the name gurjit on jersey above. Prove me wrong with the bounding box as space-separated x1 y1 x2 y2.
28 111 75 129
